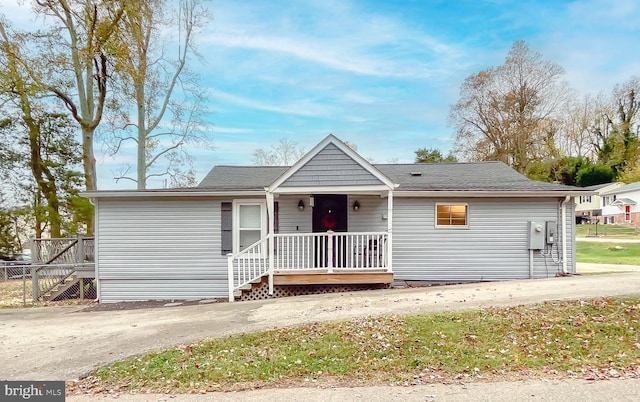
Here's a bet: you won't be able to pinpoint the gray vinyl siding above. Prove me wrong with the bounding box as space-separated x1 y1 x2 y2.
96 198 229 302
393 197 573 282
277 195 312 234
276 195 388 233
348 195 388 232
281 143 382 186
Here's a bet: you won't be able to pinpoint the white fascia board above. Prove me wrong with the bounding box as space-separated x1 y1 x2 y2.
272 185 390 194
267 134 396 191
80 190 266 199
393 190 597 198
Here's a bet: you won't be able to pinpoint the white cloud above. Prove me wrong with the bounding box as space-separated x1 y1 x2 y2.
207 88 335 117
200 1 464 80
204 125 253 134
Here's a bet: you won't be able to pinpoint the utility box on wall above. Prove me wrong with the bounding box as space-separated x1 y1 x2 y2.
528 221 545 250
546 221 557 244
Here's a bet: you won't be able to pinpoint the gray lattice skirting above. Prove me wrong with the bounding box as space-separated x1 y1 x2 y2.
239 277 390 301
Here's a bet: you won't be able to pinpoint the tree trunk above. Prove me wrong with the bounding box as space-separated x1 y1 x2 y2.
82 125 96 235
27 120 62 238
136 80 147 190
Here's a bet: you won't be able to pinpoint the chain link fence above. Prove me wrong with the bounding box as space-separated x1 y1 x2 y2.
0 264 33 306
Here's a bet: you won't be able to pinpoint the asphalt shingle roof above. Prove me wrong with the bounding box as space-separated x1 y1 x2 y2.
198 161 583 192
375 162 579 191
199 166 287 190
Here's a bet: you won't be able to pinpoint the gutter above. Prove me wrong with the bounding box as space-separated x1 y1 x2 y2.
80 190 267 199
393 190 595 198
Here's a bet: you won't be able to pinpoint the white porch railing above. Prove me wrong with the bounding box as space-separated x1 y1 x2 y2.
227 231 389 301
273 231 388 271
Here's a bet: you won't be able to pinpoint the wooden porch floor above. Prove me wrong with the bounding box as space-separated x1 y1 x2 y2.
273 270 393 285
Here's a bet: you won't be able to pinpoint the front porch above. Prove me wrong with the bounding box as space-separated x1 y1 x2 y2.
228 231 393 301
225 135 398 301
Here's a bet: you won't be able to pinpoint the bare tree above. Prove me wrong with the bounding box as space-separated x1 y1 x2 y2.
108 0 211 189
450 41 570 174
252 138 305 166
557 95 595 158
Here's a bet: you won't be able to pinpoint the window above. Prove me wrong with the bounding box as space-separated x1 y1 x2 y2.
580 195 591 204
233 201 266 252
436 204 468 227
625 205 631 222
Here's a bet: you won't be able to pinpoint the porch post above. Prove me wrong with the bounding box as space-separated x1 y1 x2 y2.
386 190 393 273
266 191 275 295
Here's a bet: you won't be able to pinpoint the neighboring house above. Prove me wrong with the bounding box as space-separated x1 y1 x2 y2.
601 182 640 225
575 182 624 224
84 135 592 303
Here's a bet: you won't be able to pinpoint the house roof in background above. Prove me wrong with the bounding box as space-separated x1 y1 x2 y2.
583 182 622 191
198 161 586 193
611 198 637 206
601 181 640 196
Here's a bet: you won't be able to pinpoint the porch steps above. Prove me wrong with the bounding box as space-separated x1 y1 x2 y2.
233 275 269 300
42 276 81 301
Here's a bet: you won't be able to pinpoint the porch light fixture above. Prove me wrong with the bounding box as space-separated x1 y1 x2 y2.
353 200 360 211
298 199 305 211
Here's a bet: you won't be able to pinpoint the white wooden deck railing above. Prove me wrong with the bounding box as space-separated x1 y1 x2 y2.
228 231 389 301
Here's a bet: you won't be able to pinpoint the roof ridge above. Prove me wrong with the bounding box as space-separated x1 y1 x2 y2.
373 161 503 166
214 165 290 168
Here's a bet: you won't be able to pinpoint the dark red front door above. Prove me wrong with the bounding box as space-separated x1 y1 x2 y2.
312 195 347 267
312 194 347 232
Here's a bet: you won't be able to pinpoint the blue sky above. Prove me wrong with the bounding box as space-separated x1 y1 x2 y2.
3 0 640 189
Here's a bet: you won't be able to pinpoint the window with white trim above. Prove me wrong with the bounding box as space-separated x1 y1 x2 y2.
233 201 266 252
436 203 468 227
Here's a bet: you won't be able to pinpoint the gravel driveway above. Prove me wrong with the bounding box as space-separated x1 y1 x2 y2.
2 272 640 383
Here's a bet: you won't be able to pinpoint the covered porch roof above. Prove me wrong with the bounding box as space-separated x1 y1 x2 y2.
611 198 637 206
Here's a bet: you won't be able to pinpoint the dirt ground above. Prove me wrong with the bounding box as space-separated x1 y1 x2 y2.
3 272 640 384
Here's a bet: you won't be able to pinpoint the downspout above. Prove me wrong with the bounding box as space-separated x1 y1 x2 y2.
561 196 570 274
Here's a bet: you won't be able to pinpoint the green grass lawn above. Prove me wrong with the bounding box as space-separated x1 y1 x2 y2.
576 241 640 265
74 297 640 394
576 224 640 238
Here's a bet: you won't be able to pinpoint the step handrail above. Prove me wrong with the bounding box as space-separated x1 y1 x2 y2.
227 235 271 301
